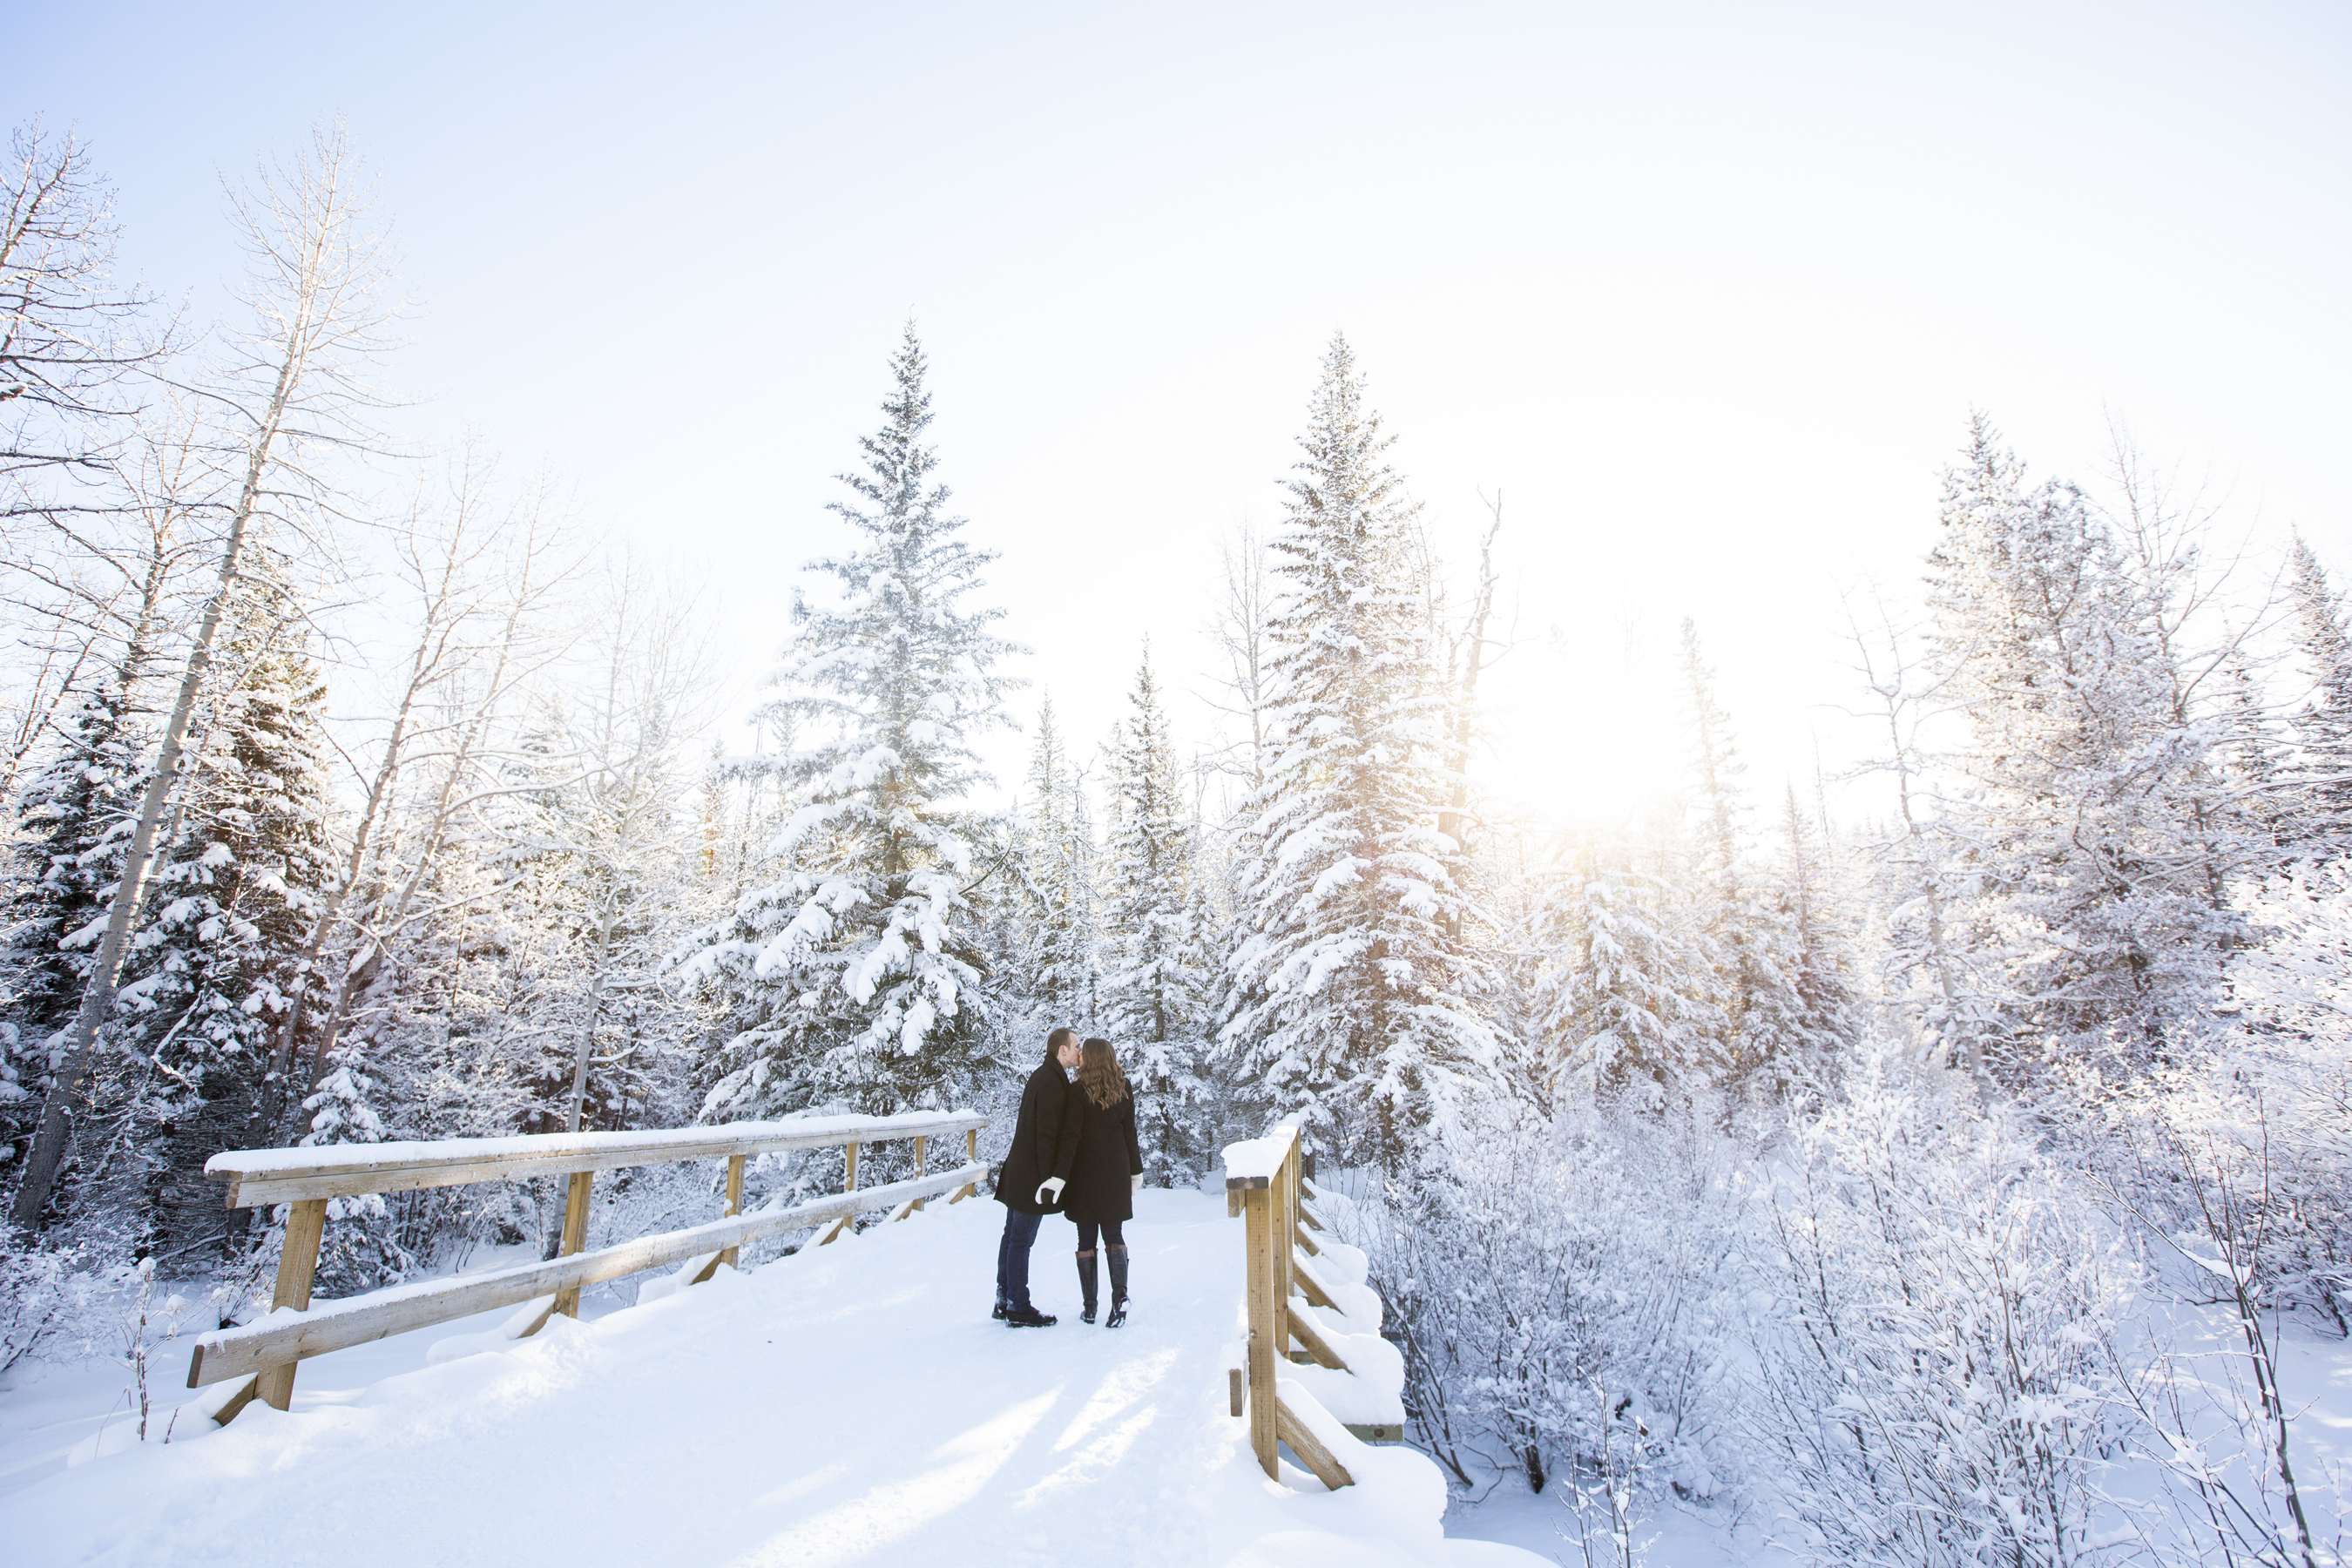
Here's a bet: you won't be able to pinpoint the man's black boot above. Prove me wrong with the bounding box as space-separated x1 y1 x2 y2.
1076 1250 1098 1324
1005 1304 1058 1328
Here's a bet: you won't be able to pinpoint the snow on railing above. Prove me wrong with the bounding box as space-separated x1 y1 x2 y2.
186 1109 987 1427
1220 1119 1406 1490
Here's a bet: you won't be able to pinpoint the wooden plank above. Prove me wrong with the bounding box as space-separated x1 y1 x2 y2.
1286 1303 1349 1371
1295 1222 1321 1256
1298 1205 1326 1233
1344 1423 1404 1444
844 1141 858 1193
1275 1393 1355 1490
1292 1253 1339 1310
718 1152 747 1270
551 1170 593 1318
1229 1367 1245 1418
206 1112 988 1209
885 1197 918 1224
1275 1139 1297 1354
185 1163 984 1389
948 1183 977 1204
1227 1188 1244 1220
253 1196 326 1410
200 1373 260 1427
1243 1186 1281 1479
909 1134 927 1213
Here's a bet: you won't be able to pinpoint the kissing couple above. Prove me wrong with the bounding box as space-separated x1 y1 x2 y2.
990 1027 1145 1328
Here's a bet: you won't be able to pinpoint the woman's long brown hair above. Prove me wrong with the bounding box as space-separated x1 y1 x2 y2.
1078 1037 1129 1108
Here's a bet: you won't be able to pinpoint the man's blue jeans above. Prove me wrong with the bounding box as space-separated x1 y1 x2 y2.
997 1207 1044 1312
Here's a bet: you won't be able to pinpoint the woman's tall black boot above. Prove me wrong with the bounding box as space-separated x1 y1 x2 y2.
1105 1246 1129 1328
1076 1249 1098 1324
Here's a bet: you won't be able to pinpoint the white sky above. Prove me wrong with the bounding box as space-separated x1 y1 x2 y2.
11 2 2349 834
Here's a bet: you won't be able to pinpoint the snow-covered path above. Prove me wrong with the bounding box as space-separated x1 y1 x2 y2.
4 1190 1540 1566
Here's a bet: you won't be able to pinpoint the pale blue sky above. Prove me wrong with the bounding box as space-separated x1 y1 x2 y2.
10 2 2349 820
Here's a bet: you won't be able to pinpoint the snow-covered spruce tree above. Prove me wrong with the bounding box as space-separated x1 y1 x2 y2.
679 327 1020 1120
1099 646 1218 1181
1676 618 1808 1097
1923 416 2240 1085
1220 335 1490 1168
0 625 160 1189
117 556 335 1258
1007 694 1098 1035
1763 784 1863 1087
2285 533 2352 855
1530 825 1720 1106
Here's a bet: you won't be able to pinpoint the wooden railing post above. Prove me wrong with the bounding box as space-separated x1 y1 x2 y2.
1241 1179 1281 1478
845 1141 859 1192
253 1196 327 1410
717 1153 747 1270
908 1134 928 1215
551 1171 593 1318
950 1127 979 1202
1276 1139 1299 1356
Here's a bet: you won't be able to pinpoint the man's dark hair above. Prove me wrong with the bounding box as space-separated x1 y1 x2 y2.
1044 1026 1077 1064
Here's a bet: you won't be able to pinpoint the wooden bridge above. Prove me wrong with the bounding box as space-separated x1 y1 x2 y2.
6 1112 1541 1567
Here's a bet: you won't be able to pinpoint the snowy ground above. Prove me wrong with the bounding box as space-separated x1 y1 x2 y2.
2 1189 1544 1566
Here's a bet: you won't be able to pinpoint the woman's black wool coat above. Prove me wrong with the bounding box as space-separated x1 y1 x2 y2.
1052 1086 1145 1225
993 1060 1079 1216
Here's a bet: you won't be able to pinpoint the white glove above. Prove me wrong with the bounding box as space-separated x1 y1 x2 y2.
1132 1173 1145 1193
1036 1177 1066 1206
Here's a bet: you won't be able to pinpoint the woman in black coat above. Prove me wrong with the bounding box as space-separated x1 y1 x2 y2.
1051 1037 1145 1326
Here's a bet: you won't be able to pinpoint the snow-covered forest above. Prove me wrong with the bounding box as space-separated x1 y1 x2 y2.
7 103 2352 1565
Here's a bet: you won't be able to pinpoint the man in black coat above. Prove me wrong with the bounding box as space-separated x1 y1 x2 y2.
991 1027 1082 1327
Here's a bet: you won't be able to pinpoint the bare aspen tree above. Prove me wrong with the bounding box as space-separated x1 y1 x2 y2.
0 400 214 789
1844 600 1982 1078
1 118 169 504
11 125 395 1232
545 565 713 1132
295 502 578 1105
251 463 577 1143
1438 493 1508 855
1203 522 1273 794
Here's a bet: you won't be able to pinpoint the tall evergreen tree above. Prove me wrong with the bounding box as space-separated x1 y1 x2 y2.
1923 416 2238 1082
0 624 159 1188
2285 534 2352 851
678 327 1020 1118
119 558 336 1254
1100 646 1217 1180
1763 784 1863 1088
1531 828 1718 1105
1220 335 1490 1166
1005 694 1097 1034
1676 618 1804 1093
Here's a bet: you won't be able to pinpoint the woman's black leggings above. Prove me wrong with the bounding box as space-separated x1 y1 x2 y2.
1076 1218 1125 1251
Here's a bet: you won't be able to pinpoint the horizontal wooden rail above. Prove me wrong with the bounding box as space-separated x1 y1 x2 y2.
206 1110 986 1208
197 1108 986 1419
187 1161 983 1388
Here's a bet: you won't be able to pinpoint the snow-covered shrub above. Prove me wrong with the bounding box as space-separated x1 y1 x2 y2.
1748 1058 2142 1567
0 1233 126 1372
1355 1094 1747 1504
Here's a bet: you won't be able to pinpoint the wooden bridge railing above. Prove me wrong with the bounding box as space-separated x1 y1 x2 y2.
186 1109 987 1425
1222 1119 1405 1491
